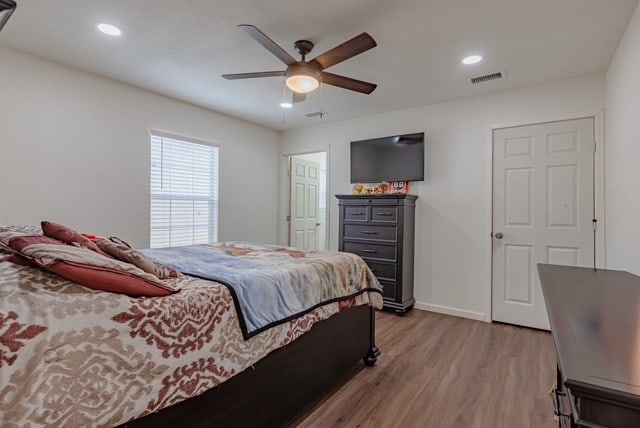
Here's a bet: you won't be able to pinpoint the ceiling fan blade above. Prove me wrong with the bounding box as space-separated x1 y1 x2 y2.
239 24 297 66
308 33 376 70
292 91 307 103
221 71 285 80
321 72 377 94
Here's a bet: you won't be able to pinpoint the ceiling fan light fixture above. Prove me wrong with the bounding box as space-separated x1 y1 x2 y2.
286 75 319 93
285 64 320 94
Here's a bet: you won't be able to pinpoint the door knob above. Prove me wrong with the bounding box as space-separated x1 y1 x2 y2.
494 232 503 239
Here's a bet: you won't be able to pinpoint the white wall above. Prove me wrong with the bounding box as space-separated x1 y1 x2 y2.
605 2 640 275
281 74 605 321
0 46 280 248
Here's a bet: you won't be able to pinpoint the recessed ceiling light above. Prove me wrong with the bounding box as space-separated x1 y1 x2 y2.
280 102 293 109
462 55 483 65
97 23 122 37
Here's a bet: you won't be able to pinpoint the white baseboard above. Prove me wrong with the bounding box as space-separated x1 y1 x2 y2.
414 301 488 322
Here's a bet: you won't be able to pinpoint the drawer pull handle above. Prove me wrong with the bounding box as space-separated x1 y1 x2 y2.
360 249 377 254
350 213 365 216
376 213 393 217
361 231 378 235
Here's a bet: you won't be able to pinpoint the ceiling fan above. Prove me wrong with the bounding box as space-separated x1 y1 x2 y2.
222 25 377 104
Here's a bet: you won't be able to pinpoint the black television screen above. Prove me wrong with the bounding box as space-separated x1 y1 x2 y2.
350 132 424 183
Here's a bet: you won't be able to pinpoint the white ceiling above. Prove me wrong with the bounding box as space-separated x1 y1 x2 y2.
0 0 637 131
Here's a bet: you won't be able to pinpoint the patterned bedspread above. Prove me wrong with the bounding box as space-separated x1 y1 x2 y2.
0 246 383 427
142 242 382 338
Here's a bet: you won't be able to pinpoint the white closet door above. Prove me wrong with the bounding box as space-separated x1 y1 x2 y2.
492 118 595 329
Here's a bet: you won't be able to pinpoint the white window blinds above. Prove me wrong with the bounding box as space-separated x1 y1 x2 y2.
150 131 219 248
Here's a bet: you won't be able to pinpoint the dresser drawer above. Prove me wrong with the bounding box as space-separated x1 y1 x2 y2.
371 206 398 223
344 242 396 261
379 280 396 299
339 197 400 205
344 224 397 242
344 205 368 222
338 197 372 206
365 261 396 281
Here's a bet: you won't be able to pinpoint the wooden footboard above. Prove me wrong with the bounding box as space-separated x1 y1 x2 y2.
122 305 378 428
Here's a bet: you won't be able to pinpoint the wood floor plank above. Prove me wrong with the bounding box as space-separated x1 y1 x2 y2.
295 310 557 428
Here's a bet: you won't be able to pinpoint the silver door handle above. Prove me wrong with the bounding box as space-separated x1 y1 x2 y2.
494 232 503 239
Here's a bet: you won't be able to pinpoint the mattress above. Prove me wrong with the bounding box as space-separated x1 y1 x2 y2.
0 244 382 426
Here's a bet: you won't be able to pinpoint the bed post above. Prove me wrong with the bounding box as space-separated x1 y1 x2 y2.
363 306 380 367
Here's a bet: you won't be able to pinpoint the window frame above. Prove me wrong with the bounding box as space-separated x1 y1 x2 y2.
149 130 220 248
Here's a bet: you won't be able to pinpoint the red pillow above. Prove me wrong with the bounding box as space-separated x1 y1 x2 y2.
0 224 44 252
41 221 111 258
45 262 173 297
8 234 178 297
8 235 64 251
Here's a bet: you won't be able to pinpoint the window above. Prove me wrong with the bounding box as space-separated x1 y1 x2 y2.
150 131 219 248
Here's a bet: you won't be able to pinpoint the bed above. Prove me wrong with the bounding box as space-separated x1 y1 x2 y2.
0 226 382 427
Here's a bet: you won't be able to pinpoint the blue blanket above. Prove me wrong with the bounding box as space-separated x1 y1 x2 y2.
142 242 381 339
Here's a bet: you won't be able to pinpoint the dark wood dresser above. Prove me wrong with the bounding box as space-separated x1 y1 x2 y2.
336 194 417 314
538 264 640 428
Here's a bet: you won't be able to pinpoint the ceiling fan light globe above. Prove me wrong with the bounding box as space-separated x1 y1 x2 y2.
286 75 319 94
285 63 321 94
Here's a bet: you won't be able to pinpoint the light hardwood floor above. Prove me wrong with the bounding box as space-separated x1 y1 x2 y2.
296 309 557 428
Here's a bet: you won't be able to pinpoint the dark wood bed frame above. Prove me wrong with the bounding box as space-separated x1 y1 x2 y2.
122 305 379 427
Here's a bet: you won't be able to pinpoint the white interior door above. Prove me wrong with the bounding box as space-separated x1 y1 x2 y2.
289 157 320 250
492 118 595 330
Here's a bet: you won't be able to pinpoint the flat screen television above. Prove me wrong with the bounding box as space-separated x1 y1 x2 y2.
350 132 424 183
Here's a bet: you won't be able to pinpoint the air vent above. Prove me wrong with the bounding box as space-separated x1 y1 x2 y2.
471 72 503 85
305 111 327 118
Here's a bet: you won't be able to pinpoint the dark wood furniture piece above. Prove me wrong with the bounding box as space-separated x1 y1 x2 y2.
336 194 417 314
538 264 640 428
121 305 379 428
